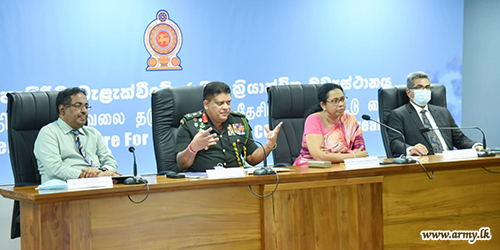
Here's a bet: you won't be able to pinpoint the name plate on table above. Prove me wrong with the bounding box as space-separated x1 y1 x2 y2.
206 167 248 179
67 176 113 190
442 148 478 160
343 156 380 170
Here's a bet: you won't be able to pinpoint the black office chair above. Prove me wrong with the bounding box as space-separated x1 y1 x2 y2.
378 84 447 158
267 84 321 165
6 91 60 239
151 86 204 173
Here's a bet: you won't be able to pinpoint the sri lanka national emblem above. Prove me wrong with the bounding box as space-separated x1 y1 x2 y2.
144 10 182 71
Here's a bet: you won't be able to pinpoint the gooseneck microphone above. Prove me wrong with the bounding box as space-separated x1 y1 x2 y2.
248 138 267 168
244 137 280 198
363 114 433 179
124 146 148 185
244 137 276 175
420 126 494 157
419 126 487 149
362 114 416 164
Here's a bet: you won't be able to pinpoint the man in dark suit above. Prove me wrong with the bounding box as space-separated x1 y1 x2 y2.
387 71 483 156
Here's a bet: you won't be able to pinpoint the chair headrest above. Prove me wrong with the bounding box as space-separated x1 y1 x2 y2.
7 91 60 131
267 85 321 119
378 84 447 123
151 86 204 127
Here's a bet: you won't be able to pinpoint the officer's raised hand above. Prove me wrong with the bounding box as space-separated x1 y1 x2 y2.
190 127 219 153
264 121 283 149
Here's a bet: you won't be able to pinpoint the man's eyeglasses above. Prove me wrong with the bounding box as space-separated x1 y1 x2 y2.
68 103 92 111
325 96 348 105
411 85 433 91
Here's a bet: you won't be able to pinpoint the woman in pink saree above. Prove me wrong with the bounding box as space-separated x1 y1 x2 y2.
293 83 368 166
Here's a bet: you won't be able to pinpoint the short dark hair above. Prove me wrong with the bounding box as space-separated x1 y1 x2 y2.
406 71 430 89
56 87 87 114
203 81 231 102
306 83 344 117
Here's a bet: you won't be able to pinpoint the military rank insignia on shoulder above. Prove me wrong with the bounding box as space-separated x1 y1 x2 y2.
230 111 246 117
183 110 203 120
181 110 202 126
182 110 207 129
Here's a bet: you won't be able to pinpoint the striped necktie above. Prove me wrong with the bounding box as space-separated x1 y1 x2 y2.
72 130 95 168
420 110 444 153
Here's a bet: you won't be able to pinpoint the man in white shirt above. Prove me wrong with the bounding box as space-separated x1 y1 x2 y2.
34 87 120 183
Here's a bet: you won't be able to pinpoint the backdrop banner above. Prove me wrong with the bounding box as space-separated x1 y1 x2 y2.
0 0 464 184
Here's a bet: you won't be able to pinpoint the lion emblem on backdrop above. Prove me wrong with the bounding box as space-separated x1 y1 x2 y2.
144 10 183 71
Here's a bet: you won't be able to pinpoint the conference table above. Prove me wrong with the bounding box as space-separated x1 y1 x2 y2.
1 155 500 250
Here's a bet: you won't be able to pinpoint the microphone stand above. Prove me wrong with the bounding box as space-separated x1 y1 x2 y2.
244 137 280 198
125 147 148 184
420 126 495 157
124 147 150 204
361 115 416 164
363 114 433 180
245 137 275 175
421 126 499 174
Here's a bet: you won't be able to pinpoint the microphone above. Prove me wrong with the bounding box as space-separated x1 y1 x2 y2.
244 136 280 199
243 137 276 175
124 147 148 184
420 126 494 156
362 114 416 164
419 126 486 148
129 146 137 176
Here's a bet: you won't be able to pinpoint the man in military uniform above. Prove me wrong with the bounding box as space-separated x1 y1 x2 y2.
176 81 283 172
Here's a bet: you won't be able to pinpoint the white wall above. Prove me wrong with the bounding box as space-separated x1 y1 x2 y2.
463 0 500 146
